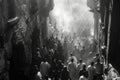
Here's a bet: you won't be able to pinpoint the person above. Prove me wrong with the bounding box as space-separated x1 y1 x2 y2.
57 60 64 80
107 64 119 80
101 56 105 66
52 59 63 80
68 58 77 80
79 76 87 80
40 58 51 80
67 53 77 66
60 66 69 80
87 62 96 80
37 48 42 58
36 71 42 80
95 59 103 80
77 59 83 71
50 58 57 80
76 59 83 79
79 64 88 79
92 53 99 63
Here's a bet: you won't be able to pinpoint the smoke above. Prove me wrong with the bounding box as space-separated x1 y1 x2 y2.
50 0 94 37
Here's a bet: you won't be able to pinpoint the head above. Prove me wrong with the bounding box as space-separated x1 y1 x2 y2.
79 59 83 63
37 48 40 51
71 58 74 63
91 62 94 66
101 56 104 59
82 64 86 70
64 66 67 70
70 53 73 56
96 53 99 58
97 59 100 63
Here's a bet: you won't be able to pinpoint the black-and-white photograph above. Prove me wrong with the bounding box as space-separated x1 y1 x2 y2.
0 0 120 80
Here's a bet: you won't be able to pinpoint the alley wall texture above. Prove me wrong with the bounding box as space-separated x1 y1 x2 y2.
0 0 54 75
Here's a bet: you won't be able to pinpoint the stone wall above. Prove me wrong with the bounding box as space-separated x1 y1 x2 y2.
10 0 54 63
0 0 54 79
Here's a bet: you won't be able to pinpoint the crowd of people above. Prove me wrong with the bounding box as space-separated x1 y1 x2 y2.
0 43 120 80
33 53 107 80
67 53 104 80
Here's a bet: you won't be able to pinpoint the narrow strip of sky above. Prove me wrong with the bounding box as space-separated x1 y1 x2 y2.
51 0 94 36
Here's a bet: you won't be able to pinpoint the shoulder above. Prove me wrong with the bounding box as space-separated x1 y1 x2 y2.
87 65 91 68
68 62 72 66
72 56 77 59
45 62 49 64
41 62 44 64
95 63 99 66
87 65 91 70
94 66 96 69
68 57 72 59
